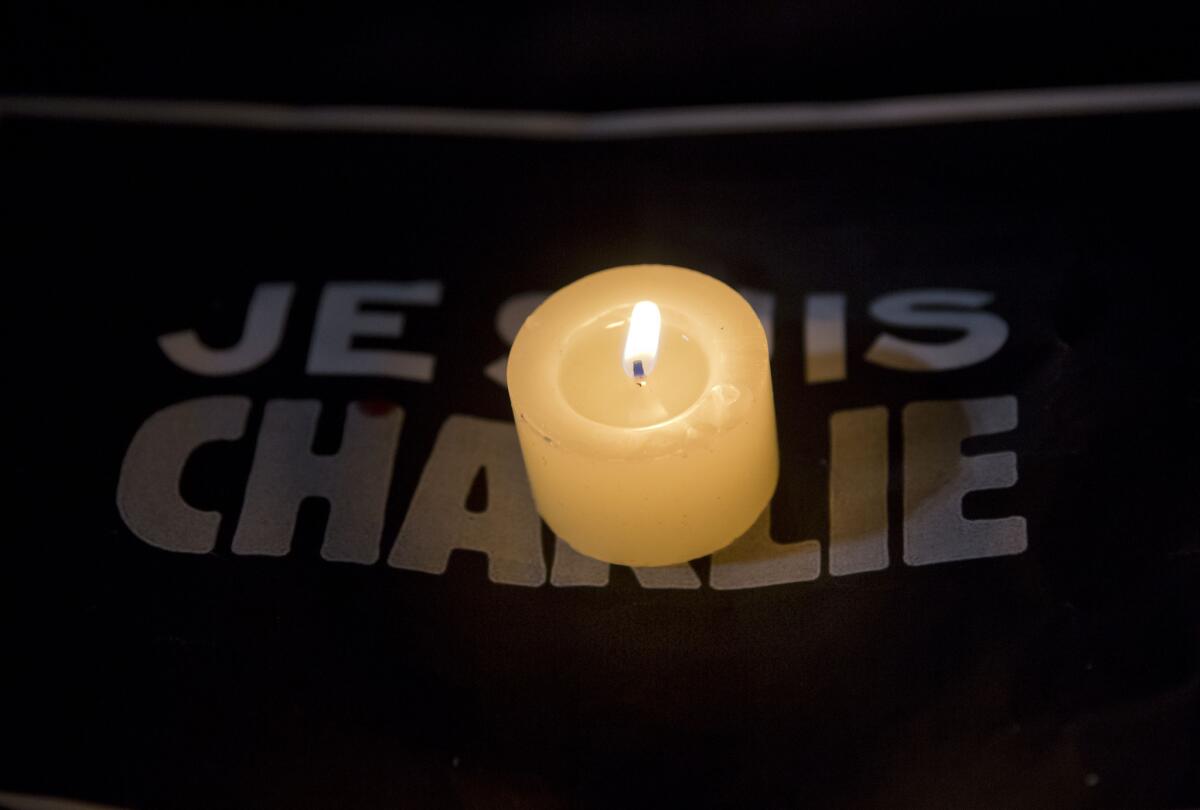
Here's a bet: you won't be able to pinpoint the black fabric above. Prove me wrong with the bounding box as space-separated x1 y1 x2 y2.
4 110 1198 810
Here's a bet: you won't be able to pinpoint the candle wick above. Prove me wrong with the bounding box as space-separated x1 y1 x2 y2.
632 359 648 387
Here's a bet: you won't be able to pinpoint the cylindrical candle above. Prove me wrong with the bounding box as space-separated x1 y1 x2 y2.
507 264 778 566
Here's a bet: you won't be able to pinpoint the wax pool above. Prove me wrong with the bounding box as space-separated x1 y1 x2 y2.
507 264 778 567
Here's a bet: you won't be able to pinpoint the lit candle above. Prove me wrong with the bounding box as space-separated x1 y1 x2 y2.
507 264 778 566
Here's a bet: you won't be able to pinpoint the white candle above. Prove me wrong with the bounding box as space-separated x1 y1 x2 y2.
507 265 778 566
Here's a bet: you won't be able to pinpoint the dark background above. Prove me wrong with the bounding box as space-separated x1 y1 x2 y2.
3 4 1199 809
5 2 1200 108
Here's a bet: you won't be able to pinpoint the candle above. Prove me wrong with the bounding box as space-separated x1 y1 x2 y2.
507 264 778 566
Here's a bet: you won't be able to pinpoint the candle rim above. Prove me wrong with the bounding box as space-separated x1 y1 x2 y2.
509 264 772 459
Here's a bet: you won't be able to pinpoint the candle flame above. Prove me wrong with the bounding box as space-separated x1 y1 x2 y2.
622 300 661 381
